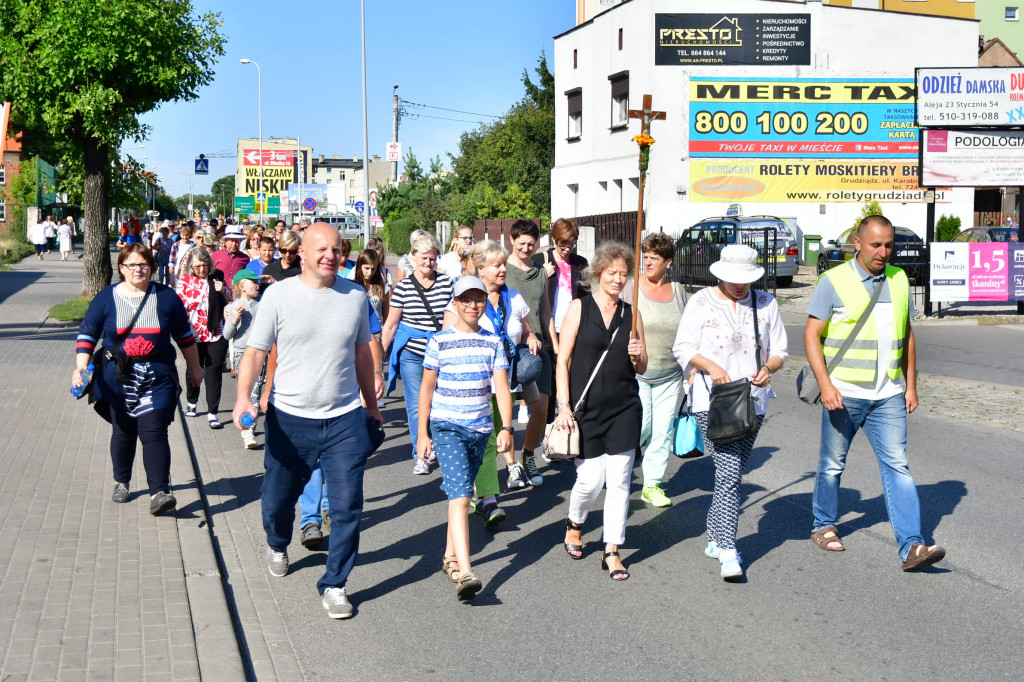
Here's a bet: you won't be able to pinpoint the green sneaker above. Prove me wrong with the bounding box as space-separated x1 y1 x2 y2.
642 485 672 508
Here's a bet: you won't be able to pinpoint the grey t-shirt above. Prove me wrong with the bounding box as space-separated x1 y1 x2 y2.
247 275 372 419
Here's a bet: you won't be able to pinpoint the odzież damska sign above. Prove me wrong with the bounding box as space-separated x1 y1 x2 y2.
655 14 811 66
915 67 1024 127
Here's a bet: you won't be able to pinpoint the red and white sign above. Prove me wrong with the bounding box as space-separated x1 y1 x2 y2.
385 142 402 162
242 149 295 167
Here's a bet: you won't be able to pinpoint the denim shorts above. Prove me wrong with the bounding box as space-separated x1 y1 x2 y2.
430 419 489 500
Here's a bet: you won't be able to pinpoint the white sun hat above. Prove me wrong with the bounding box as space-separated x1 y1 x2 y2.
709 244 765 284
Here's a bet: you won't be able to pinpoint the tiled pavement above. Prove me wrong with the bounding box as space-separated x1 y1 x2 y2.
0 257 244 681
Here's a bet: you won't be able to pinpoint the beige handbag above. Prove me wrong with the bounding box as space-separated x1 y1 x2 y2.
543 323 621 459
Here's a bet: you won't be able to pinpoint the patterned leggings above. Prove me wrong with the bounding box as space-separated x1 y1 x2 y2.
694 412 764 551
231 350 267 417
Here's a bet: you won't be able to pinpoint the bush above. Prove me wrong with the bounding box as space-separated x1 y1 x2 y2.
936 214 962 242
1 239 36 265
48 297 93 322
386 214 422 255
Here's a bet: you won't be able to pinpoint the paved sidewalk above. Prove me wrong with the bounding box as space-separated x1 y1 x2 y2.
0 257 241 680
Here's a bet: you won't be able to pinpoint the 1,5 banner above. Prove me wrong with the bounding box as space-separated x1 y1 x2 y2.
930 242 1024 302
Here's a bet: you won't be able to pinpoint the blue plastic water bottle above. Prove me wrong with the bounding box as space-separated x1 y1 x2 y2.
239 413 256 429
70 364 95 398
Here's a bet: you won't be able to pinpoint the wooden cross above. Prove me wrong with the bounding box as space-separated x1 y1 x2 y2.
626 94 666 346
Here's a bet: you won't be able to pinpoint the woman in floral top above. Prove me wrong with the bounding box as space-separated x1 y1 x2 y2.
176 247 231 428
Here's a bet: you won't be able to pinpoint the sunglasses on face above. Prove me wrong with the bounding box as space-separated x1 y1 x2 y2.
280 249 298 255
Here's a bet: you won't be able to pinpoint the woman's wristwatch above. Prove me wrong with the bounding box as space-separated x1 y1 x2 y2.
500 426 514 433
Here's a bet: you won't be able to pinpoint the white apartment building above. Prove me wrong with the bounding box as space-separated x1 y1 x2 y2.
312 154 391 214
552 0 979 242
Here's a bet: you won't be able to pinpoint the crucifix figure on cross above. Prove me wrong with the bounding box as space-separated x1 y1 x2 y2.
626 94 666 346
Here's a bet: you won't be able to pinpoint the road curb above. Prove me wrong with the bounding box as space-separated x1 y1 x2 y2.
169 405 247 681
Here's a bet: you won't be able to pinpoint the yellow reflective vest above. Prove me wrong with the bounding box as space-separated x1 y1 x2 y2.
820 262 908 384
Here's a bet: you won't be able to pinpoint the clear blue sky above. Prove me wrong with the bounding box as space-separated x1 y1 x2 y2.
135 0 574 198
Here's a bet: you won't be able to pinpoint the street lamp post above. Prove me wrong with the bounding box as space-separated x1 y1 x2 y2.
240 58 263 225
360 0 371 244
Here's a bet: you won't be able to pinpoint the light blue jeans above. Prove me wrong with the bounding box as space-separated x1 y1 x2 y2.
299 465 328 528
399 347 426 460
638 374 684 487
812 393 924 561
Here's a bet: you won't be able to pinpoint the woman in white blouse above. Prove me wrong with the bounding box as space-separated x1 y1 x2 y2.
672 244 788 581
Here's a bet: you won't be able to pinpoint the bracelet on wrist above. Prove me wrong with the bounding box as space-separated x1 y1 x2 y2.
556 401 570 409
500 426 514 434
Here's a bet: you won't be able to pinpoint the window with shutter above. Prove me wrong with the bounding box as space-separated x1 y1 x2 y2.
609 72 629 129
566 88 583 140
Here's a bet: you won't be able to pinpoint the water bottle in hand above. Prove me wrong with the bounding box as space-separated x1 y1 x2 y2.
239 413 256 429
70 364 95 398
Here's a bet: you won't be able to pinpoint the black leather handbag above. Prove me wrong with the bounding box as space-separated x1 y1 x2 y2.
704 290 762 446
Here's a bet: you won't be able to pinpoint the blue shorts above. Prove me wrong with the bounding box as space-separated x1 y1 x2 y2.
430 419 489 500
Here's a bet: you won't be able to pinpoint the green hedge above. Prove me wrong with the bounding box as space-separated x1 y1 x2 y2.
386 214 421 255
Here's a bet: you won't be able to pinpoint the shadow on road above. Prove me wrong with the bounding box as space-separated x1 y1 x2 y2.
0 270 45 305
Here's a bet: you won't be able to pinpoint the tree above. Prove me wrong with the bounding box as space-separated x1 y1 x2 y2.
154 194 178 220
855 200 885 227
0 1 226 296
210 173 234 215
403 150 424 184
936 214 962 241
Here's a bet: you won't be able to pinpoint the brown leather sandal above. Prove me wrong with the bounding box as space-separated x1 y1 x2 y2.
441 556 461 582
811 526 845 552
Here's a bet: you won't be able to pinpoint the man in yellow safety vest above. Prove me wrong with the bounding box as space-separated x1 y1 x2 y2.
803 215 945 572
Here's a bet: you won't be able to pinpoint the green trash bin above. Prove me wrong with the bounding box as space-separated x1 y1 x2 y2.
803 234 822 266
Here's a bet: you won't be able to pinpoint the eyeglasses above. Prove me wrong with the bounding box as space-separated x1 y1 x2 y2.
121 263 151 271
280 249 298 255
458 235 474 241
454 297 486 307
192 263 210 270
555 242 576 250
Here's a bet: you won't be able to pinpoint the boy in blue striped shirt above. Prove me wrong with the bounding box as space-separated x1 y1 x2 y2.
418 276 513 600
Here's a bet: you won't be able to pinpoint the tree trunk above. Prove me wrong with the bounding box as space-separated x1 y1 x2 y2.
81 136 112 297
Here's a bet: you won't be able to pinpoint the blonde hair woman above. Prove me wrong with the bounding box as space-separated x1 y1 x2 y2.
437 226 474 278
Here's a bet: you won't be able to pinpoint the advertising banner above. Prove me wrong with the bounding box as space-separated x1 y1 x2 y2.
689 160 949 203
236 148 307 200
929 242 1023 302
655 14 810 66
234 195 281 213
689 78 918 158
915 67 1024 127
921 129 1024 186
286 183 327 213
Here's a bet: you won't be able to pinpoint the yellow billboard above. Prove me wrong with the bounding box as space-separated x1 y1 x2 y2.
689 160 951 203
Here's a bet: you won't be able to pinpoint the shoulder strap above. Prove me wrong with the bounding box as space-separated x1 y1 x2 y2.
572 301 623 414
114 284 154 353
409 275 443 331
750 290 763 366
825 276 885 374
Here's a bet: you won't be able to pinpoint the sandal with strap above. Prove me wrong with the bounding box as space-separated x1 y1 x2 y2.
441 555 461 583
564 518 584 560
456 572 482 600
601 551 630 581
811 526 845 552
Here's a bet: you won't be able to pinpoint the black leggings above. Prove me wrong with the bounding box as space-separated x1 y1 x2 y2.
187 339 228 415
110 404 176 494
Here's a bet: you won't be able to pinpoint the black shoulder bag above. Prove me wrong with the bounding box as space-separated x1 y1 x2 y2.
408 275 443 332
704 290 761 446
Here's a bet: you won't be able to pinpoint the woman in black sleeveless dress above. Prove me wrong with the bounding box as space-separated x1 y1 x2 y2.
554 242 647 581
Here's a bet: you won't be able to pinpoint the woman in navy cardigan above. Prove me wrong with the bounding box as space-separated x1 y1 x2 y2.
74 244 204 515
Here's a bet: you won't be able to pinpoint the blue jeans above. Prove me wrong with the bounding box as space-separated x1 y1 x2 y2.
812 393 924 561
299 467 329 528
399 347 425 460
430 420 489 500
262 405 371 594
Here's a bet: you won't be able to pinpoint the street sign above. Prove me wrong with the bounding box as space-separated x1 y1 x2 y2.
386 142 402 162
201 210 208 217
354 201 365 213
302 197 318 212
194 156 209 175
235 195 281 213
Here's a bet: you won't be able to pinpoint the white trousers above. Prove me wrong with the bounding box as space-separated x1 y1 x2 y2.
568 450 635 546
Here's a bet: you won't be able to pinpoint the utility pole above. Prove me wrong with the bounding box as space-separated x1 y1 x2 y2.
297 135 303 224
392 84 400 184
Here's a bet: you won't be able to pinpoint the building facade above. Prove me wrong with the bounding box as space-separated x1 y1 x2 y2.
552 0 979 243
977 0 1024 57
311 154 390 215
233 137 313 215
0 102 20 231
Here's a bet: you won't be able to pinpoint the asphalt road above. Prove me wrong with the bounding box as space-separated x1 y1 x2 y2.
201 368 1024 680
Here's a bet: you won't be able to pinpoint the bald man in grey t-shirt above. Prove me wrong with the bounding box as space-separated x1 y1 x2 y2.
233 223 383 619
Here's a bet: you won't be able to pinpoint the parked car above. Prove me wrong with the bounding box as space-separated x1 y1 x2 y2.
674 215 800 287
951 226 1020 242
816 226 926 282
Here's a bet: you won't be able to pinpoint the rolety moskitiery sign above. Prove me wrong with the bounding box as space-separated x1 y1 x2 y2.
655 14 811 66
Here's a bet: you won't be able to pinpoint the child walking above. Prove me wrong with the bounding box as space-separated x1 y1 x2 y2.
223 270 266 450
417 276 514 600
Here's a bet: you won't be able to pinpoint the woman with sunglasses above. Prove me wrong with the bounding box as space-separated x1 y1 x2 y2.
263 230 302 283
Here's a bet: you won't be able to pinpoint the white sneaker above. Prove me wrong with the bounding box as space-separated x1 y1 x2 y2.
719 549 743 580
322 587 353 619
516 405 529 424
413 459 430 475
377 399 385 408
704 541 721 559
185 403 198 417
242 429 258 449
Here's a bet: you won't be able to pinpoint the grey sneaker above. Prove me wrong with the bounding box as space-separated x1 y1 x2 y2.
506 463 527 489
112 482 130 503
149 491 176 516
413 459 431 475
322 587 353 619
300 523 323 550
267 549 289 577
523 453 543 486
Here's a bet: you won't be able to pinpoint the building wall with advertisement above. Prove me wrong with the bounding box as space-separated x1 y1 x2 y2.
551 0 978 243
234 138 312 215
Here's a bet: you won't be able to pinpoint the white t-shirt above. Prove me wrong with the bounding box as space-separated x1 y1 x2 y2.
436 252 463 278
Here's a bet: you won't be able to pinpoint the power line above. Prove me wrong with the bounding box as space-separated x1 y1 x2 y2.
405 111 491 125
402 100 500 119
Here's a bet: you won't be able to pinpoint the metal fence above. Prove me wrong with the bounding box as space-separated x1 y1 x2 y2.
471 219 542 250
669 227 778 296
574 211 641 248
